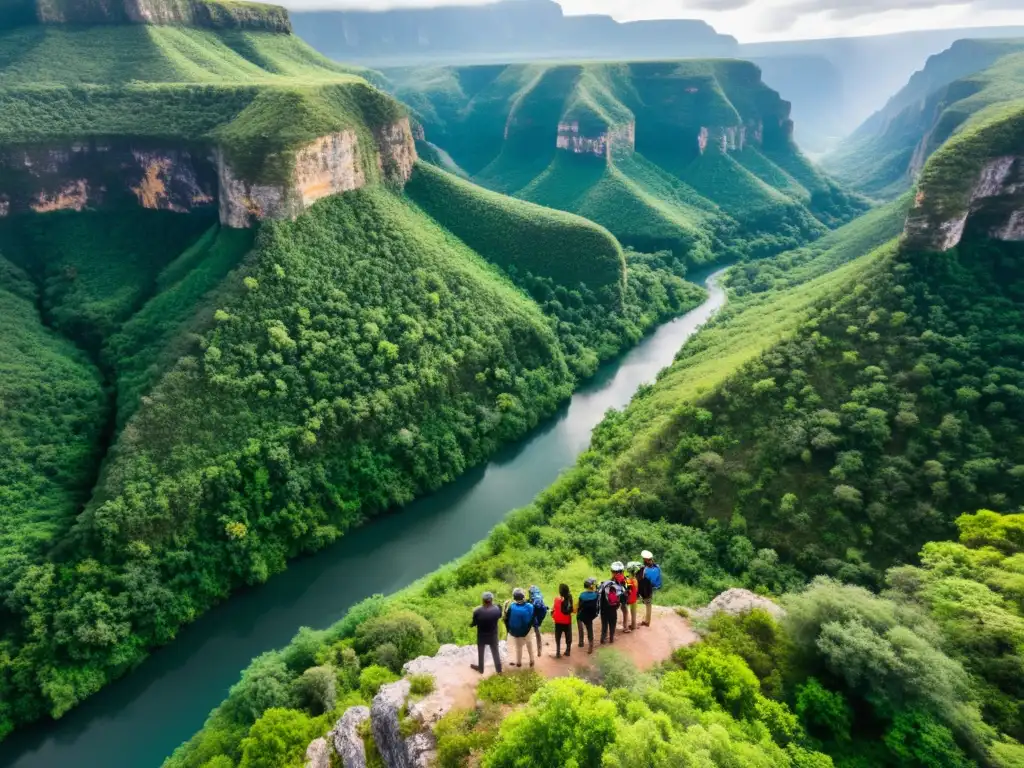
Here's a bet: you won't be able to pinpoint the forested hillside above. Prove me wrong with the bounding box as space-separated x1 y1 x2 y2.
826 40 1024 198
168 171 1024 765
0 7 712 739
389 61 868 266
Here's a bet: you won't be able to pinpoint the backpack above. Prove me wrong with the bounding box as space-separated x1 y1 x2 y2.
531 596 549 626
602 581 621 608
506 601 534 637
645 565 663 590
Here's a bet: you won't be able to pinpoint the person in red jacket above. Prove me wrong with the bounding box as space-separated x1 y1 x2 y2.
552 583 574 658
611 562 633 634
624 562 641 631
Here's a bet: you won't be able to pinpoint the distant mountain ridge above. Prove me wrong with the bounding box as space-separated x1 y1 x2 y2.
291 0 737 64
825 39 1024 198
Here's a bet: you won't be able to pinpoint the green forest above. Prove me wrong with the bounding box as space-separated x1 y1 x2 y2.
2 3 1024 767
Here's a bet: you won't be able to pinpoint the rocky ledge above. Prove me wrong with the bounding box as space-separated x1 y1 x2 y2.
305 590 780 768
555 121 636 159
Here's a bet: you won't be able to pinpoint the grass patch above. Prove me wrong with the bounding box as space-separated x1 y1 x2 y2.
477 670 544 705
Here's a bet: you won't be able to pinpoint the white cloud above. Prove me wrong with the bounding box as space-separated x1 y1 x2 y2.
277 0 1024 42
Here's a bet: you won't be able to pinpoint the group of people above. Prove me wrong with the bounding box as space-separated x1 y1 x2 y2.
469 550 663 674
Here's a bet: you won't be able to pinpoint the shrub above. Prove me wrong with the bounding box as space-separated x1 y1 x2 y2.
359 665 399 700
408 674 435 696
292 666 337 716
238 708 324 768
373 643 403 674
476 670 544 705
354 610 439 667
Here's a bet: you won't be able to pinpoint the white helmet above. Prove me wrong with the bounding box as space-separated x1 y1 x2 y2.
641 550 654 560
611 561 625 572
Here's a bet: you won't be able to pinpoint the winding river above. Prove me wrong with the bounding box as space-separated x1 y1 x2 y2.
0 267 729 768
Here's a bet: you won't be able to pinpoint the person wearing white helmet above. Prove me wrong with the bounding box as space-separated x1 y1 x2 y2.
599 562 627 644
638 550 663 627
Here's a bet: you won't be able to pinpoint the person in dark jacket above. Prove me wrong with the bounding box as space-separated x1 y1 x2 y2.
470 591 502 674
600 562 626 644
576 577 599 654
638 549 663 627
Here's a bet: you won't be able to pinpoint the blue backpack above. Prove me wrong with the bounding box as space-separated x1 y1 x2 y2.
645 565 663 590
506 601 535 637
531 596 548 626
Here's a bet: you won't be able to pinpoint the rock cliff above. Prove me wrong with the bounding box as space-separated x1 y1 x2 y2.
556 121 636 159
0 120 417 228
904 154 1024 251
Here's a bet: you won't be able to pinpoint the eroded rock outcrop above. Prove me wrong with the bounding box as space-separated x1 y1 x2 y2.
1 120 416 228
371 679 412 768
904 154 1024 251
0 142 217 217
331 706 370 768
697 120 767 155
556 121 636 159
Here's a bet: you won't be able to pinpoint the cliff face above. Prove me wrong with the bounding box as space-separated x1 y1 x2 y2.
905 154 1024 251
556 121 636 158
0 119 417 228
32 0 292 31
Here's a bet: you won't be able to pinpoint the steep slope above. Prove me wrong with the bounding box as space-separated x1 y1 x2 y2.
391 60 867 267
826 41 1024 198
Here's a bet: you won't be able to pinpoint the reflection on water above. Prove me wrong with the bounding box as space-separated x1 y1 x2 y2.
0 269 728 768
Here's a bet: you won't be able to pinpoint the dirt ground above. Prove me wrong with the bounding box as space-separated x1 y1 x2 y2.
409 606 699 716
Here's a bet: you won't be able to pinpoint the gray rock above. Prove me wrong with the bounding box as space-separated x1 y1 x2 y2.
331 705 370 768
305 737 331 768
687 588 786 622
405 731 438 768
371 679 412 768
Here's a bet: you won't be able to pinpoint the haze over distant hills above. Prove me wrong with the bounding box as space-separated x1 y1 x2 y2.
290 0 1024 152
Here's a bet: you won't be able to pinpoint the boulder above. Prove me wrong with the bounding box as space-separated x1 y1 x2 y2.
371 679 412 768
305 737 331 768
331 705 370 768
405 731 438 768
687 588 785 622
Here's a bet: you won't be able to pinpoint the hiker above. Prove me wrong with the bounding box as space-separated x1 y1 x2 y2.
528 585 548 657
576 577 599 654
612 561 633 634
638 549 663 627
470 591 503 675
599 563 627 645
624 562 641 631
504 587 536 668
552 583 574 658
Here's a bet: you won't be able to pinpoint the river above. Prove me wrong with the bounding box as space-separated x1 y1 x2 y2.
0 267 728 768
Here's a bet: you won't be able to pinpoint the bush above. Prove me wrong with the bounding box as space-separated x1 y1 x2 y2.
373 643 403 674
359 665 399 700
354 610 440 667
238 708 325 768
476 670 544 705
292 666 336 716
408 674 435 696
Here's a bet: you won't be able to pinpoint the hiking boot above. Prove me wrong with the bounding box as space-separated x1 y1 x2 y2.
555 652 561 659
588 645 594 655
529 661 535 668
565 650 570 657
470 664 482 673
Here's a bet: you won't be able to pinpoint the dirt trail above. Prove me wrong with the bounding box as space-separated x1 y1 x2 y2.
406 607 699 717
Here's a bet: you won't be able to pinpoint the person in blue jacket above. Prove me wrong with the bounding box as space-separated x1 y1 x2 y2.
504 587 536 667
638 549 663 627
576 577 599 654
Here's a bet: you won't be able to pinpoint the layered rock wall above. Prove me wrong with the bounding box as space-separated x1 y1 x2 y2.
555 121 636 159
0 120 416 228
697 120 765 155
904 155 1024 251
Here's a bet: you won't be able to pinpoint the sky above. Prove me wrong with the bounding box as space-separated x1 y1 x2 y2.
275 0 1024 42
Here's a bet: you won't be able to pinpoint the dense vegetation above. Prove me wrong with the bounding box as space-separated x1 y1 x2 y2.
389 61 868 266
165 158 1024 763
826 43 1024 199
0 161 708 737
